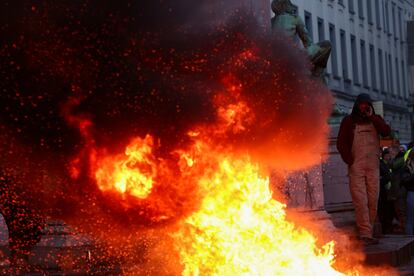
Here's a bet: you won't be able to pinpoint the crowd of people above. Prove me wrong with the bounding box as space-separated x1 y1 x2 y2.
378 143 414 236
337 93 414 245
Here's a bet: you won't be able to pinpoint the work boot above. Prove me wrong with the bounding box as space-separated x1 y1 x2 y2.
360 236 379 245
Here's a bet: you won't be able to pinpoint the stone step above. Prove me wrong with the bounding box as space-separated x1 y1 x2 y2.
399 257 414 275
0 243 121 274
0 266 122 275
364 235 414 267
0 219 126 273
42 221 76 236
5 217 414 273
0 219 115 272
329 209 414 268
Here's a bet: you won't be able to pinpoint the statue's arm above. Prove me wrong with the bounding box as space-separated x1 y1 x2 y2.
296 17 313 48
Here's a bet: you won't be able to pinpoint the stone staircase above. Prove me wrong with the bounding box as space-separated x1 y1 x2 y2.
330 210 414 275
0 219 121 275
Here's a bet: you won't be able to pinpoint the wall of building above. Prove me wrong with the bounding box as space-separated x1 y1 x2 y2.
283 0 414 143
267 0 414 210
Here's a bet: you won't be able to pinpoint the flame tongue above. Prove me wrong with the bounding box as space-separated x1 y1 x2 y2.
173 156 342 276
94 135 157 199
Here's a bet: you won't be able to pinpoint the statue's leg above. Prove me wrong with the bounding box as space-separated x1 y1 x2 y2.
312 41 332 68
310 41 332 80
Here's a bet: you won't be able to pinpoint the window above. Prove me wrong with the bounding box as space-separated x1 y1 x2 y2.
392 3 397 39
396 58 401 97
382 0 388 33
329 24 338 76
386 1 391 34
293 5 298 16
385 52 390 92
367 0 373 24
349 0 355 14
375 0 381 29
402 60 407 98
388 54 394 94
340 30 349 79
369 45 377 90
361 40 369 87
351 35 359 84
358 0 364 19
318 17 325 41
304 11 313 41
378 49 385 92
399 8 403 41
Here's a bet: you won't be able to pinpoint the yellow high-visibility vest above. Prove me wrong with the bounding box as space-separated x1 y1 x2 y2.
404 148 412 162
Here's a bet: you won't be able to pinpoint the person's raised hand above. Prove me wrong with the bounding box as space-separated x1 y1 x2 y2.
366 106 373 117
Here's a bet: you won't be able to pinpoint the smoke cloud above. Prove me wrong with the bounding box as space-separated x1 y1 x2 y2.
0 0 332 238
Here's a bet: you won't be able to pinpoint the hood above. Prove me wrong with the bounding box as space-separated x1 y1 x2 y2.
351 93 375 117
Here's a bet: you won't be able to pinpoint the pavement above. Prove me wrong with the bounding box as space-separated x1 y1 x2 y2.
0 210 414 274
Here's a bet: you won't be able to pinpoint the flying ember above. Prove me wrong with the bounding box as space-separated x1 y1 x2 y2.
2 0 395 274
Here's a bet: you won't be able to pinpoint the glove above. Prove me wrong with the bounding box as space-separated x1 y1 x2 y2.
385 182 392 190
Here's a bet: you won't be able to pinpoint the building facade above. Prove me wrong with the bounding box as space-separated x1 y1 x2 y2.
266 0 414 210
286 0 414 143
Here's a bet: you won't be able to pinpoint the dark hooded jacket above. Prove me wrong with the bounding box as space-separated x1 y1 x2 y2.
336 93 391 166
402 165 414 192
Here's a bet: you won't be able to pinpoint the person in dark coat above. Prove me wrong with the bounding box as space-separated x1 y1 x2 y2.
378 148 394 234
388 145 407 233
401 151 414 234
337 93 391 244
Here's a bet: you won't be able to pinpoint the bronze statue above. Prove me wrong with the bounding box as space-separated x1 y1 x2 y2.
271 0 332 79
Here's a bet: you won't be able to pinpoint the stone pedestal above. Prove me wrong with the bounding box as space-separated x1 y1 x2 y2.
285 164 325 211
322 119 353 212
283 109 354 213
281 114 353 230
282 164 336 230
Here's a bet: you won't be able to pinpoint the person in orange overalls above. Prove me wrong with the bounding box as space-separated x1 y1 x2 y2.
337 93 391 244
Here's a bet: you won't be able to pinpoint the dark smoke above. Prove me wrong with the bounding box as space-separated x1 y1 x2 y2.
0 0 331 232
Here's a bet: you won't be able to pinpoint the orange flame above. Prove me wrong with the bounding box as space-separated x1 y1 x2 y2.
90 128 352 274
94 135 157 199
173 154 346 275
81 86 355 274
59 54 367 274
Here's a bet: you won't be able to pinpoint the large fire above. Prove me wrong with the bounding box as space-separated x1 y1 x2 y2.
0 1 399 275
85 98 350 274
54 5 360 274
